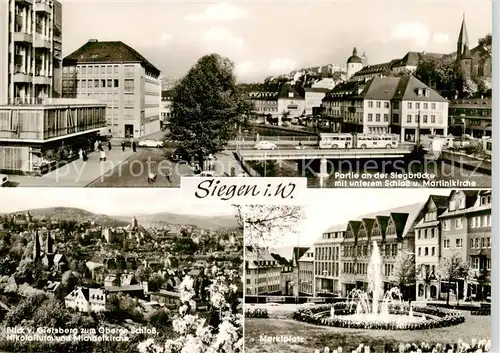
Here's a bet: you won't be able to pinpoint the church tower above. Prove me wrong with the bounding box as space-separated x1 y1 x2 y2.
457 13 469 57
346 47 363 80
33 230 41 261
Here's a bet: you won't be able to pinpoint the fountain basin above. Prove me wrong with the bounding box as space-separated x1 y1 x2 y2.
336 313 426 325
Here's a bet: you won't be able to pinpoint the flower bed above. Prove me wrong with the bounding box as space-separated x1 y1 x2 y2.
293 302 465 330
314 338 491 353
245 307 269 318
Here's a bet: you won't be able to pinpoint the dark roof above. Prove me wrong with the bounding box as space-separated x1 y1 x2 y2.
393 51 446 68
63 40 160 76
347 47 362 64
304 87 331 93
346 220 362 239
350 60 397 79
359 218 375 238
278 84 304 99
392 76 448 102
374 216 390 240
390 213 410 240
361 76 400 100
162 90 174 100
457 16 469 48
429 195 450 210
292 247 309 263
271 253 292 267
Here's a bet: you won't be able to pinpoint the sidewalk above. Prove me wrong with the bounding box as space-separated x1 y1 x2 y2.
9 149 135 187
213 151 242 176
109 130 168 146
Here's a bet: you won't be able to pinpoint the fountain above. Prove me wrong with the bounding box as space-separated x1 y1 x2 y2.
340 241 425 324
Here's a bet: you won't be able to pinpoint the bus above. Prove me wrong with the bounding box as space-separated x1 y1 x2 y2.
355 134 399 149
319 133 354 149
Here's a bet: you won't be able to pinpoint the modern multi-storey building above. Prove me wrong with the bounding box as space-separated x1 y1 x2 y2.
313 227 344 296
0 0 55 105
304 87 330 116
62 40 161 138
51 0 62 98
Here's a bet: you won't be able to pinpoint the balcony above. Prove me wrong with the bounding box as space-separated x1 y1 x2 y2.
34 75 51 85
34 34 51 49
12 71 32 83
13 32 33 43
34 0 52 13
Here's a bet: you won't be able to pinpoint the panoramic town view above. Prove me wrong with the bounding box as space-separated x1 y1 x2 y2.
0 189 243 353
0 1 492 188
244 189 491 353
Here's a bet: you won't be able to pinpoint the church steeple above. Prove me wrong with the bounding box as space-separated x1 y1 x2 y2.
457 13 469 57
46 230 54 255
33 230 41 261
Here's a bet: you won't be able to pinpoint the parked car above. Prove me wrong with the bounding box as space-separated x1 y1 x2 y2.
138 139 164 148
254 141 277 150
0 174 8 187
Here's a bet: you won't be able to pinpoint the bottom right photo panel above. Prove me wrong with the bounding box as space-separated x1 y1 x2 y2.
243 189 491 353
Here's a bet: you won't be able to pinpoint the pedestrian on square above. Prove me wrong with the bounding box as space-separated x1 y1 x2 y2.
166 165 173 183
100 149 106 162
78 148 84 160
94 140 99 152
108 141 112 151
121 141 125 152
132 141 137 152
82 150 88 162
345 141 349 150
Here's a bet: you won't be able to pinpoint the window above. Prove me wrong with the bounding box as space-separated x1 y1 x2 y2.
482 215 488 227
101 79 106 88
368 101 373 108
407 102 412 109
431 247 435 256
486 259 491 270
416 103 420 109
114 79 119 88
475 238 479 248
431 103 436 110
443 220 451 230
424 247 428 256
449 200 456 211
407 114 412 123
481 238 485 248
470 238 474 249
393 114 399 123
423 115 428 123
487 237 491 248
455 218 463 229
423 103 428 109
431 228 435 238
458 197 465 209
394 101 399 109
376 114 380 122
94 79 99 88
124 79 135 92
88 66 93 74
456 238 463 248
384 102 389 108
472 258 479 270
376 101 381 108
417 230 421 239
107 79 112 88
107 66 112 75
81 66 87 74
488 215 491 226
444 239 450 248
368 113 373 122
87 80 92 88
418 247 421 256
382 114 388 122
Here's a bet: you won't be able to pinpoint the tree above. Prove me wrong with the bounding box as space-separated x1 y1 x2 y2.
393 250 416 299
437 252 471 306
478 33 492 52
168 54 253 168
415 55 457 97
236 205 304 248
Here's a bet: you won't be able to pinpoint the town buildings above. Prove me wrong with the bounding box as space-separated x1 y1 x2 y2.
312 228 344 296
160 89 173 130
296 247 314 296
346 47 364 80
448 98 492 137
62 40 161 138
65 287 106 313
304 87 330 116
322 75 449 140
245 246 281 295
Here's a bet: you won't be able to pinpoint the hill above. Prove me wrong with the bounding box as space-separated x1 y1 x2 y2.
2 207 238 229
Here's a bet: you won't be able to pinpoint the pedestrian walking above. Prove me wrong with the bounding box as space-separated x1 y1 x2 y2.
121 141 125 152
166 165 173 183
132 141 137 152
94 140 99 152
82 150 88 162
99 149 106 162
108 141 112 151
345 141 349 150
78 148 84 160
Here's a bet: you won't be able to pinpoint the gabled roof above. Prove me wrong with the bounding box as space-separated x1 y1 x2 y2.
360 76 400 100
271 253 292 267
373 216 390 240
292 246 310 263
297 247 314 262
392 75 448 102
278 84 304 100
429 195 450 210
358 218 375 238
346 220 362 239
389 213 410 240
63 40 160 76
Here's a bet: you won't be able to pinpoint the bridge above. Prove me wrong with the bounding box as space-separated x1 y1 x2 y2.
238 147 414 161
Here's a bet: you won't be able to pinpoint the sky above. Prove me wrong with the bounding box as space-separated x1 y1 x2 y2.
268 188 459 251
59 0 492 82
0 188 236 216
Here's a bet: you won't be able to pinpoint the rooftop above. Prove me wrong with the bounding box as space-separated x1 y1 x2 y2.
63 40 160 76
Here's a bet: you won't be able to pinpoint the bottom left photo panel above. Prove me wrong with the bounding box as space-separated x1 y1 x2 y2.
0 188 243 353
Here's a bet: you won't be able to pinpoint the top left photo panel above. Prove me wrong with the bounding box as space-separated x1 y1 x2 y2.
0 1 492 188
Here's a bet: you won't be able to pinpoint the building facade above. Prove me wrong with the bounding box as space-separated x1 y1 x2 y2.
160 89 173 130
313 227 344 296
304 87 330 116
448 98 491 137
0 0 55 105
245 246 281 295
65 287 106 313
0 99 106 174
297 248 314 296
51 0 62 98
346 47 364 80
62 40 161 138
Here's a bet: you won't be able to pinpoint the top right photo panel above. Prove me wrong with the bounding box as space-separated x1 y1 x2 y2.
238 2 492 189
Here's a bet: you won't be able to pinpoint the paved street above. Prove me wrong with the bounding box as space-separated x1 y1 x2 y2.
87 147 194 187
